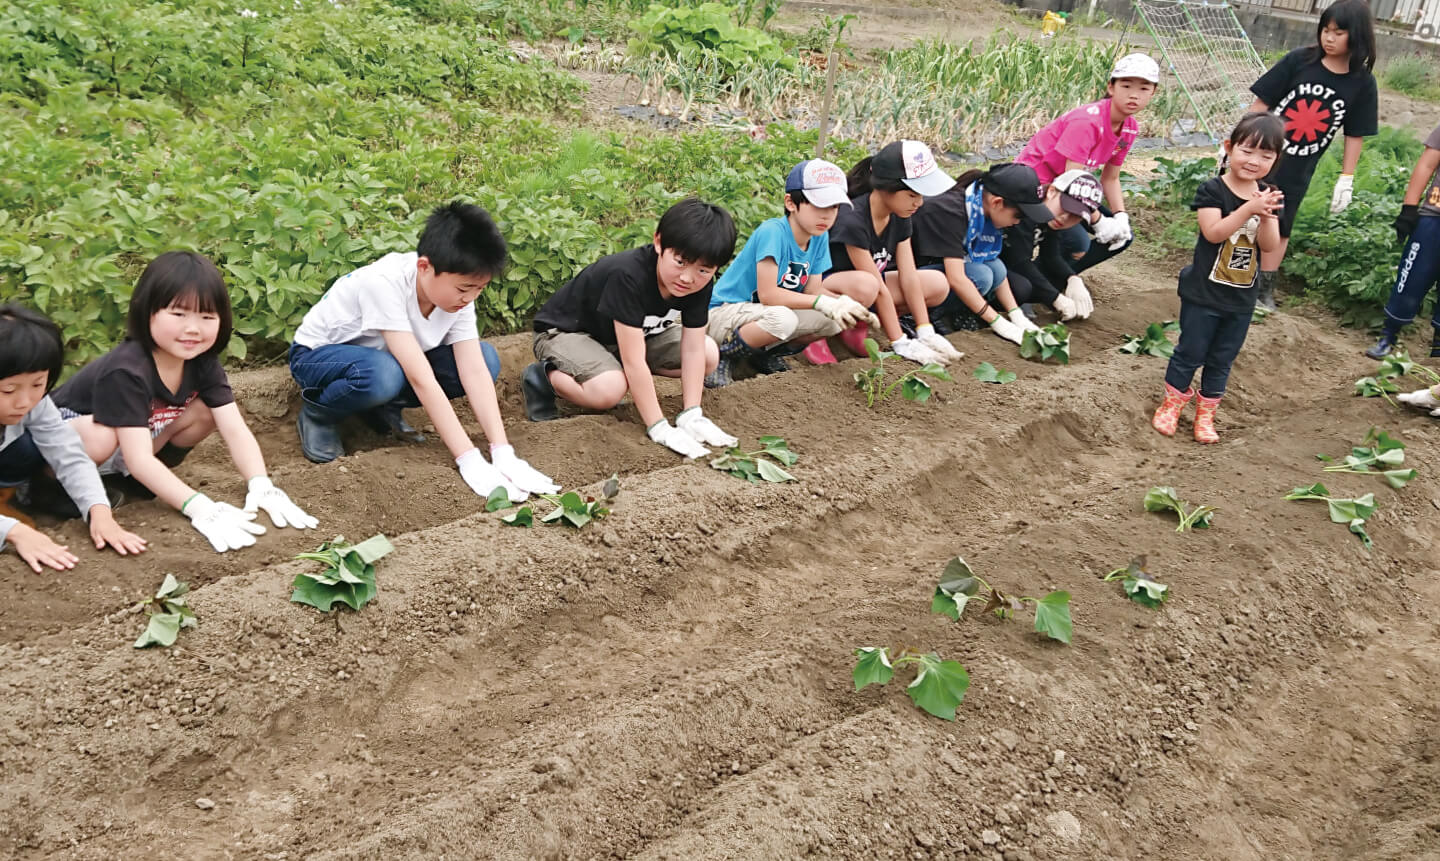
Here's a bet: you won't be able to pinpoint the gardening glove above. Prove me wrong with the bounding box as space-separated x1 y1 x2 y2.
1398 385 1440 416
915 324 964 362
1007 307 1042 333
988 314 1025 344
490 444 559 495
1064 274 1094 318
243 477 318 530
182 494 266 554
1329 174 1354 214
675 406 738 448
890 335 944 366
813 294 870 328
1394 204 1420 244
1093 211 1128 247
457 448 525 503
647 419 711 459
1105 212 1132 250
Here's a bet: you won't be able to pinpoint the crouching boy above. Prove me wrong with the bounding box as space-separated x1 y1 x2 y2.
521 198 740 459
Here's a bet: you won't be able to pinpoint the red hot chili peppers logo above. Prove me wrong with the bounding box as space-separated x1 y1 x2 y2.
1273 83 1346 158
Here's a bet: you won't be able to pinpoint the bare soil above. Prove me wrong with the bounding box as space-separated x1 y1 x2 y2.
4 250 1440 859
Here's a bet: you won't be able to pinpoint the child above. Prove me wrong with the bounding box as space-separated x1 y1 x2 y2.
0 305 147 572
1015 53 1159 271
1247 0 1378 310
290 201 556 503
54 252 316 553
823 140 964 365
999 169 1105 322
1363 121 1440 360
1153 114 1286 443
909 163 1057 347
704 159 873 387
521 198 741 460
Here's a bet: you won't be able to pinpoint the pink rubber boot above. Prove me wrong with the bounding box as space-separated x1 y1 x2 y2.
802 339 838 365
839 323 870 357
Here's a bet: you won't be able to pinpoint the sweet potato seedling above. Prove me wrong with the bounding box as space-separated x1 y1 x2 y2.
1284 482 1377 548
931 557 1072 644
1317 428 1415 489
1143 486 1216 533
1354 375 1399 405
854 337 952 407
134 574 197 648
710 435 798 483
1019 322 1071 364
501 477 618 528
852 646 971 720
972 361 1017 384
1101 556 1169 609
1118 320 1179 358
1358 351 1440 407
291 534 394 612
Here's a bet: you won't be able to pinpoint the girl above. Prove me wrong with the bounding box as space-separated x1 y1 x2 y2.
909 162 1057 348
1246 0 1378 310
820 140 964 366
1153 114 1286 443
1363 121 1440 360
999 169 1106 323
0 305 147 572
53 252 317 553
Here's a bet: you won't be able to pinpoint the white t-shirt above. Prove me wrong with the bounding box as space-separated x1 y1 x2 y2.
293 252 479 351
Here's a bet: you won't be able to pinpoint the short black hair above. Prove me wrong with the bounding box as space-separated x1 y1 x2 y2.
417 200 508 277
0 304 64 391
1315 0 1376 73
655 198 737 268
1230 112 1285 156
127 251 234 359
845 155 910 198
786 189 810 209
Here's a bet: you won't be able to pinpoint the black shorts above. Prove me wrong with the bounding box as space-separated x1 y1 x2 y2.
1269 178 1308 239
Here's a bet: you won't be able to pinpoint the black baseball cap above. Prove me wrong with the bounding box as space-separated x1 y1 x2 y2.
982 163 1055 223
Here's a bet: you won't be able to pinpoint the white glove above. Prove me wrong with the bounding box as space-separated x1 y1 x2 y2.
1106 212 1132 250
1052 293 1079 321
988 314 1025 344
915 325 964 362
1330 174 1354 214
457 448 525 503
243 476 318 530
890 335 944 366
813 294 870 328
490 444 559 495
1007 307 1042 333
1064 275 1094 318
1093 212 1125 246
1397 386 1440 416
647 419 711 459
675 406 738 448
183 493 266 553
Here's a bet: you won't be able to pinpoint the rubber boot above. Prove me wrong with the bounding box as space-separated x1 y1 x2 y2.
750 343 796 375
706 327 757 389
156 443 193 468
296 398 346 463
1255 271 1277 313
521 362 560 422
1365 332 1398 360
1151 382 1194 437
802 340 838 365
361 403 425 442
1193 394 1222 444
1431 327 1440 359
0 486 35 528
839 323 870 357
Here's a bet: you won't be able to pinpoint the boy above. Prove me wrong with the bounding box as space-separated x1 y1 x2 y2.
1364 121 1440 360
0 305 147 572
521 198 740 459
1015 52 1160 269
290 201 556 502
704 159 872 388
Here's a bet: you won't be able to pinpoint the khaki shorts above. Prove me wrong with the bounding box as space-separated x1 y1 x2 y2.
706 302 840 344
533 327 684 383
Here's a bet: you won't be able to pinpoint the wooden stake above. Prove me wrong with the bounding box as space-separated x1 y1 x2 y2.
816 51 838 158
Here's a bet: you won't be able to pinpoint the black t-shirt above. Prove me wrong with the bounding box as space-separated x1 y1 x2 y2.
826 193 913 275
532 245 711 344
52 339 234 431
1178 178 1265 313
1250 47 1378 192
1000 219 1075 301
908 185 970 267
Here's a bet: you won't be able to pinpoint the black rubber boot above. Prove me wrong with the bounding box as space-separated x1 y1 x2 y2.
16 473 125 519
521 362 560 422
297 399 345 463
1431 327 1440 359
361 403 425 442
1255 271 1277 312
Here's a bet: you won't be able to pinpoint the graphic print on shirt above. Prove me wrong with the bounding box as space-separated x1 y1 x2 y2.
1079 104 1135 167
147 394 198 438
871 248 893 275
1273 82 1347 159
640 310 681 336
1208 214 1262 288
778 260 811 292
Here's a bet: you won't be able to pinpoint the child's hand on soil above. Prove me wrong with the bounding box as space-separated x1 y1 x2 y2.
457 449 525 503
243 477 318 530
647 419 711 459
675 407 738 448
489 445 559 495
88 507 147 556
182 494 266 553
7 523 78 572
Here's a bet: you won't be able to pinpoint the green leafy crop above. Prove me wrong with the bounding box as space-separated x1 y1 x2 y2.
1118 320 1179 358
852 646 971 721
627 2 796 79
1284 482 1378 548
972 361 1017 384
498 477 619 529
291 534 394 612
710 435 797 483
134 574 197 648
1019 323 1071 364
1143 486 1216 533
853 337 953 407
1101 556 1169 609
1317 427 1415 489
931 557 1072 645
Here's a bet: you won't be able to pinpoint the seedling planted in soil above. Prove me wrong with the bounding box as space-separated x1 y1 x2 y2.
501 477 620 529
1101 556 1169 609
1118 320 1179 358
852 646 971 720
291 534 394 612
854 337 952 407
1143 486 1216 533
1284 482 1377 548
1317 427 1415 488
710 435 798 483
931 557 1072 644
1019 322 1071 364
134 574 197 648
972 361 1017 384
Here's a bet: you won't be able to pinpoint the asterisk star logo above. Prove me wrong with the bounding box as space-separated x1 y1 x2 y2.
1283 98 1332 143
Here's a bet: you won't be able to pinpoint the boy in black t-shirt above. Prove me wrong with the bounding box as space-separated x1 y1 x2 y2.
523 199 741 459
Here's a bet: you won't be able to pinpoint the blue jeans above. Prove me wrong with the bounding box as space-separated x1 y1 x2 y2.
1381 215 1440 336
964 258 1007 297
0 431 43 487
289 341 500 419
1060 205 1133 274
1165 300 1253 398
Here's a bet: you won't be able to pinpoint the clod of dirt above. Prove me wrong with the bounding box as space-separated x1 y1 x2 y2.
1047 810 1082 843
195 798 215 810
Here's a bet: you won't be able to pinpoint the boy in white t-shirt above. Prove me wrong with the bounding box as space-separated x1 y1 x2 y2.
289 201 556 502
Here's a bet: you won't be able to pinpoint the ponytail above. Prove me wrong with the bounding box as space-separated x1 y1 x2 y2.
847 155 910 198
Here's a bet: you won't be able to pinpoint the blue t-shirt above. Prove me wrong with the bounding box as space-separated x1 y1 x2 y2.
710 216 833 307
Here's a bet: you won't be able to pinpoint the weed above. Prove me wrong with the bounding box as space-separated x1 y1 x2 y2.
1284 482 1377 548
291 534 395 612
710 436 798 483
1143 486 1216 533
931 557 1073 645
853 337 953 407
134 574 197 648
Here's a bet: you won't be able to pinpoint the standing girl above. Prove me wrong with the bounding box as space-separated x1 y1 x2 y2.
1153 114 1286 443
53 252 317 553
1246 0 1378 310
820 140 964 366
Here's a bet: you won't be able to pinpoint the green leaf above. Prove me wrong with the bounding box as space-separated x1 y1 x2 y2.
863 337 881 362
501 506 534 527
972 361 1017 384
936 557 980 598
900 377 933 402
1381 468 1417 488
1286 481 1331 500
931 588 960 621
1032 591 1073 644
155 573 185 599
1143 486 1182 514
135 612 183 648
485 485 514 511
1123 574 1169 609
918 363 953 382
852 647 894 690
290 571 376 612
755 458 796 483
1348 518 1374 548
905 654 970 720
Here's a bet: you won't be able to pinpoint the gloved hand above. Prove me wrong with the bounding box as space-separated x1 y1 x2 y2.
1052 293 1079 322
456 448 525 503
676 406 738 448
647 419 711 459
813 294 871 328
1093 212 1127 246
1064 274 1094 318
988 314 1025 344
1102 212 1132 250
1394 204 1419 244
243 477 318 529
1007 307 1042 333
1330 174 1354 214
915 324 964 362
183 493 266 553
1397 385 1440 416
490 444 559 495
890 335 944 366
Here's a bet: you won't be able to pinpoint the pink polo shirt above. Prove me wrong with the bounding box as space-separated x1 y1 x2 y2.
1016 98 1139 184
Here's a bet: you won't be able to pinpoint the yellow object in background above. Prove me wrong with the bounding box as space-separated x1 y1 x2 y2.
1041 11 1067 36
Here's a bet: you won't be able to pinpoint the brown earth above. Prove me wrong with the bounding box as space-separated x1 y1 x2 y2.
4 249 1440 859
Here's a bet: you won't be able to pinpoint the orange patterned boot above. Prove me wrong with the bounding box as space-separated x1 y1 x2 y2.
1151 383 1193 437
1193 394 1222 444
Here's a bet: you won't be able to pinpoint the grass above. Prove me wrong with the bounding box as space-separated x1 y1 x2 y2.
1380 54 1440 103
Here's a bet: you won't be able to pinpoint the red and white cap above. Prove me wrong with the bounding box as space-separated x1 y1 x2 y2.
1110 53 1160 83
785 159 853 209
872 140 956 197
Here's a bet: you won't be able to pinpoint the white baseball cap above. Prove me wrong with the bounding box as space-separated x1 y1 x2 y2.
1052 169 1104 215
1110 53 1160 83
873 140 956 197
785 159 853 209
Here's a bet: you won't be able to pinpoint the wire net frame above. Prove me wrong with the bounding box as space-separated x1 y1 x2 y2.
1131 0 1268 141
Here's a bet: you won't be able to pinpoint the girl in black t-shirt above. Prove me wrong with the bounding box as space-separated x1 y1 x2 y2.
1154 114 1285 444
